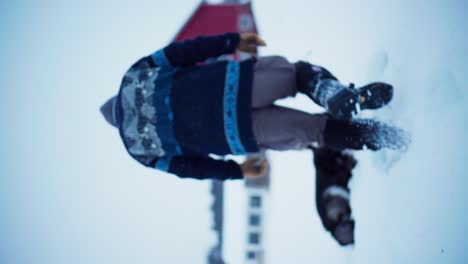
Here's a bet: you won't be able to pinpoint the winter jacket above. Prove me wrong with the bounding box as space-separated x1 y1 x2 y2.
105 32 259 180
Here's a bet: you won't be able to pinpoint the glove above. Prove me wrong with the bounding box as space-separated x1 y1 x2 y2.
237 32 267 55
241 157 269 178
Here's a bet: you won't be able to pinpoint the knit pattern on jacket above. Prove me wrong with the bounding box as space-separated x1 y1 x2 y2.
113 33 258 180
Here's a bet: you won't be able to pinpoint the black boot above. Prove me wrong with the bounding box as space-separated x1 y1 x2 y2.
323 118 410 151
295 61 338 106
327 82 394 119
295 61 393 119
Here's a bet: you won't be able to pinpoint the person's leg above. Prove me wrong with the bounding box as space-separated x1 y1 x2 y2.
251 57 344 110
251 105 327 151
251 56 393 118
322 118 410 151
251 56 298 109
294 61 339 106
252 105 410 151
294 61 394 119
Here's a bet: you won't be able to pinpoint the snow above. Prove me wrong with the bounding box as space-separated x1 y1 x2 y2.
0 0 467 264
226 0 468 263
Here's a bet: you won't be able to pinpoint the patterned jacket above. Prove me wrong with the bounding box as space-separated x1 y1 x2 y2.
111 33 259 180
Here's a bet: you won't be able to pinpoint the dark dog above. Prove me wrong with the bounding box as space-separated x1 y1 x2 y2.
312 147 357 246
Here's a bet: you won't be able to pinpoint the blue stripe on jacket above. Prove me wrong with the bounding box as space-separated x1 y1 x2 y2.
152 49 172 67
223 61 246 155
155 156 172 172
151 49 183 158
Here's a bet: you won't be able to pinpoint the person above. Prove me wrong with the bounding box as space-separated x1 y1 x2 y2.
100 32 407 180
312 146 357 246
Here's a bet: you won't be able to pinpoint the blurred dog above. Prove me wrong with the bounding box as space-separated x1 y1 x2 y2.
312 147 357 246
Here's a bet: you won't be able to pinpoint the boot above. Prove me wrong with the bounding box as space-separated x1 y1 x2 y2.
295 61 393 119
295 61 338 106
323 118 410 151
327 82 393 119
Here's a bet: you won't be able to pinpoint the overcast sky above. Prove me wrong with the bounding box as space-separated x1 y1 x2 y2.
1 0 467 263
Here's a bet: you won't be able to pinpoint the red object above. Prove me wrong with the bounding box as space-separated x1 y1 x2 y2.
173 1 259 59
174 1 258 41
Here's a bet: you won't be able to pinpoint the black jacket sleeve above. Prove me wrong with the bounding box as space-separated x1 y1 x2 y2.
163 155 243 180
156 32 241 67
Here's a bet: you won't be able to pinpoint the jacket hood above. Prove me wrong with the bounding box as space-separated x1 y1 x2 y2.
100 96 118 127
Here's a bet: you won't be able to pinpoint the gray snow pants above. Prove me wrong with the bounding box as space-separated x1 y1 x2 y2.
251 56 328 151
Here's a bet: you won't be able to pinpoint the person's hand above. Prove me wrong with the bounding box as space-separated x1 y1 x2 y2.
237 32 267 55
241 157 269 178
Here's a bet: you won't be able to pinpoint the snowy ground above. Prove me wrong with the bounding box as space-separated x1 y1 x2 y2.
1 0 467 263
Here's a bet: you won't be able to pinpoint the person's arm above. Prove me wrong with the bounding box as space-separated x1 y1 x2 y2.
151 33 240 68
145 155 242 180
168 155 243 180
151 32 266 68
147 155 268 181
